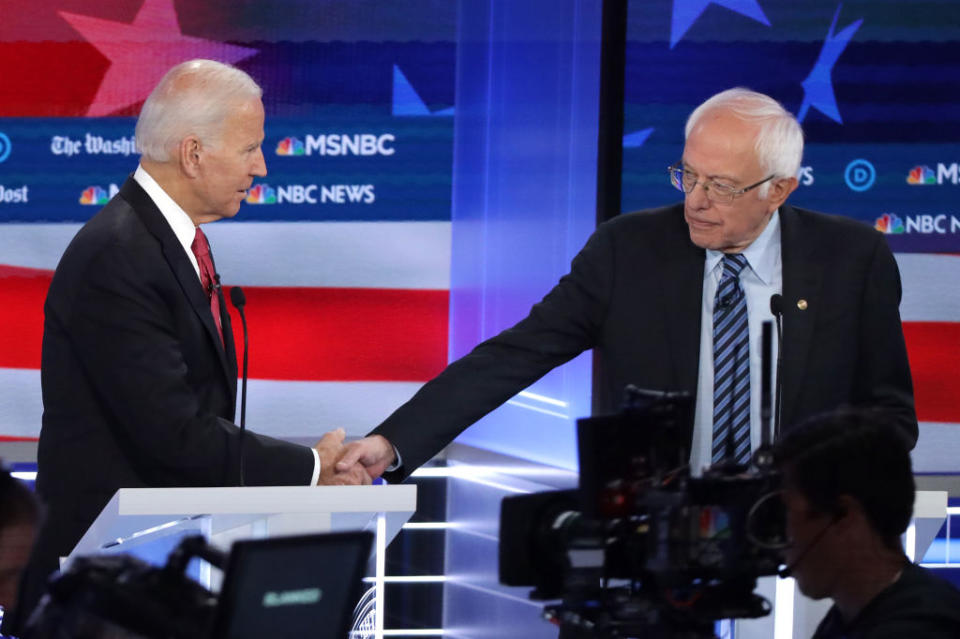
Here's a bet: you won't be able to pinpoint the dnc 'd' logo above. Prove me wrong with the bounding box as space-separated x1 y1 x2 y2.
874 213 905 234
906 165 936 185
0 132 11 163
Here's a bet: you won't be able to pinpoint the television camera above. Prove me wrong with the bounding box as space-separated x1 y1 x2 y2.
500 320 790 639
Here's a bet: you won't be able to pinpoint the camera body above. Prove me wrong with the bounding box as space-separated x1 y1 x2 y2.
499 389 786 638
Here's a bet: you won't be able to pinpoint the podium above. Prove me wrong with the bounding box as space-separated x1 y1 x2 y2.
66 485 417 635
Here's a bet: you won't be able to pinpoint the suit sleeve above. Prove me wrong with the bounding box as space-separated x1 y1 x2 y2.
372 222 617 481
855 234 919 446
55 242 314 487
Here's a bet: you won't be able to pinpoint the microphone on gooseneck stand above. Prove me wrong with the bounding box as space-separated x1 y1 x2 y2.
230 286 248 487
760 321 773 450
769 294 785 442
752 320 776 469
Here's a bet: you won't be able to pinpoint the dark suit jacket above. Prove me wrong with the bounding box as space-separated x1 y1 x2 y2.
372 203 917 482
8 177 314 631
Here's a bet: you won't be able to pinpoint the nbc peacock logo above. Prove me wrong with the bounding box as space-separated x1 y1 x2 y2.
907 165 936 185
79 186 110 205
246 184 277 204
275 137 305 156
874 213 905 234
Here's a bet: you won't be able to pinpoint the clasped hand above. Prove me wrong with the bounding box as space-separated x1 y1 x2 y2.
314 430 397 485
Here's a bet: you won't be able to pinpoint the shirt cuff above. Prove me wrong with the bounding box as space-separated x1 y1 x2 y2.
309 447 321 485
384 445 402 473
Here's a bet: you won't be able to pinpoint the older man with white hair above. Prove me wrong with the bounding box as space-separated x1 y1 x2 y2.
5 59 368 634
338 87 918 484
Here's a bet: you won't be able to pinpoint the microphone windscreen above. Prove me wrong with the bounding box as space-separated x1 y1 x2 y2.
770 293 783 315
230 286 246 309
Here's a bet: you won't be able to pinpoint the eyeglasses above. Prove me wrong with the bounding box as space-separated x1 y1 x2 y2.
668 163 775 204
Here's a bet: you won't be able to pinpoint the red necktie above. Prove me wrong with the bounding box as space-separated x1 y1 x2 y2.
191 227 224 346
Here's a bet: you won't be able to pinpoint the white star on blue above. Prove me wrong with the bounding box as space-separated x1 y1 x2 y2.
797 5 863 124
670 0 770 48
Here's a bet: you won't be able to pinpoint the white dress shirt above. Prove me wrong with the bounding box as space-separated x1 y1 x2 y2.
132 166 321 484
690 210 781 475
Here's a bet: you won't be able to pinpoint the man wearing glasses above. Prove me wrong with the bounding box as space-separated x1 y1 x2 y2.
336 88 917 482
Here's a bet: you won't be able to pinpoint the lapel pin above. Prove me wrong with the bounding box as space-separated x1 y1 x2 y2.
797 299 808 311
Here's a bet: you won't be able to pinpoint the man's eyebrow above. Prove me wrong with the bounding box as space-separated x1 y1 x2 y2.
681 163 739 182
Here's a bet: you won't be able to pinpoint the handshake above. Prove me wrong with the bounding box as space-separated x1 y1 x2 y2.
313 429 397 486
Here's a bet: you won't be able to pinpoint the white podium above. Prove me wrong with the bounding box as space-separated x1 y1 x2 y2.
66 485 417 636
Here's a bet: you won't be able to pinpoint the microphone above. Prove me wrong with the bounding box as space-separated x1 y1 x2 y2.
777 515 840 579
769 294 784 442
759 321 773 456
230 286 248 487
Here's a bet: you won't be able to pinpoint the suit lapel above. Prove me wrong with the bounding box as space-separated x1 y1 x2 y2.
778 204 825 428
119 178 238 398
654 206 706 394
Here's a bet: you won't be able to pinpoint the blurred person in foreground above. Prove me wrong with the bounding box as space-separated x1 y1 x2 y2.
0 469 38 628
775 407 960 638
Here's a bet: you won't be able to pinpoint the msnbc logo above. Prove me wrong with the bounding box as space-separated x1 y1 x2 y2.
79 186 110 205
907 165 936 185
276 137 305 156
246 184 277 204
274 133 395 157
874 214 905 234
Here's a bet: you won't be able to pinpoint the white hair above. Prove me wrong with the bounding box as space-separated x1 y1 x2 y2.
685 87 804 198
135 59 262 162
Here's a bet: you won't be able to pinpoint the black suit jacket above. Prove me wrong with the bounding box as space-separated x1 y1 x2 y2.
9 177 314 631
372 203 917 482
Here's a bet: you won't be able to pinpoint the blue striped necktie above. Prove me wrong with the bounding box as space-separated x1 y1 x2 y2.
712 253 751 465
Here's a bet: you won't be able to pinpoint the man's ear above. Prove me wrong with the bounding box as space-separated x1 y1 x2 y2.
833 495 860 523
766 176 798 212
179 136 203 178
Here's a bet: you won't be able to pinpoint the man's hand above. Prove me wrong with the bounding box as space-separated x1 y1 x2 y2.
336 435 397 481
314 428 372 485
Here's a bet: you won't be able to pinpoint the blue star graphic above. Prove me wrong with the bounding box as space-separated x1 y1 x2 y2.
393 65 453 117
623 128 655 148
670 0 770 48
797 5 862 124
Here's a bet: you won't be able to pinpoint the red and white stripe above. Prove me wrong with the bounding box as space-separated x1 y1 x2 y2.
1 229 957 470
0 221 451 440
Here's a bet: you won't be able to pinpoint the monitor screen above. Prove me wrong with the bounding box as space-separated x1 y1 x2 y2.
212 531 373 639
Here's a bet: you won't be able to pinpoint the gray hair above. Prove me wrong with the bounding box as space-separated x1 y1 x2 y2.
685 87 804 198
135 59 262 162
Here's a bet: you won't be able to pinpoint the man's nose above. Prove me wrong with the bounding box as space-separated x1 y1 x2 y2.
252 148 267 177
686 180 710 209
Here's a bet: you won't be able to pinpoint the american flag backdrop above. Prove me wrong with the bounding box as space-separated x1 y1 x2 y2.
0 0 457 443
1 0 958 461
